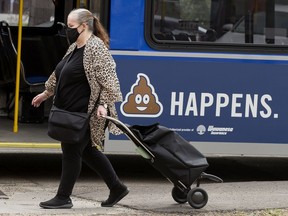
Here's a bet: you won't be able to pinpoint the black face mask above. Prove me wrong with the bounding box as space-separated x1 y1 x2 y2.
67 25 82 44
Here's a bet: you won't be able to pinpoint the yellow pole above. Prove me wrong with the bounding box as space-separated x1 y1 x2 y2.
13 0 23 132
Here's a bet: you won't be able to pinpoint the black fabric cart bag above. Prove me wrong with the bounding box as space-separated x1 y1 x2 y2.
130 123 209 187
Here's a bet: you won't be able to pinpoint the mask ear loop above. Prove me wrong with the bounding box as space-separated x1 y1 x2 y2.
72 23 85 37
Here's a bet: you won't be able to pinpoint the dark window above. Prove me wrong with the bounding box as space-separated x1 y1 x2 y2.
77 0 102 18
0 0 55 27
148 0 288 47
76 0 109 31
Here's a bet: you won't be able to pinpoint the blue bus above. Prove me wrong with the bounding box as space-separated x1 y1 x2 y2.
1 0 288 157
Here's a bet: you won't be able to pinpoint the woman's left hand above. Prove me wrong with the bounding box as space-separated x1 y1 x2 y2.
97 105 107 117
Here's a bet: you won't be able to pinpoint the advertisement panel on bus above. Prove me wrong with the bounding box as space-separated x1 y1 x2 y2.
110 54 288 145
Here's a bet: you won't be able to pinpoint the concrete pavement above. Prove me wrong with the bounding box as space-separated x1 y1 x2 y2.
1 176 288 215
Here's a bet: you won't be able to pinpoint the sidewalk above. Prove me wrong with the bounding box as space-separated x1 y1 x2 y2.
1 176 288 215
0 178 142 216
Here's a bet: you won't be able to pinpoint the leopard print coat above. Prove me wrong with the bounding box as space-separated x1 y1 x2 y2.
45 35 123 150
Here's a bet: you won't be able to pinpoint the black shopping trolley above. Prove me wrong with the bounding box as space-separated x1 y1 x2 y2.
104 116 222 209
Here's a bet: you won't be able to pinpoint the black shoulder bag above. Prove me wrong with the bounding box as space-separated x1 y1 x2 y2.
48 51 98 144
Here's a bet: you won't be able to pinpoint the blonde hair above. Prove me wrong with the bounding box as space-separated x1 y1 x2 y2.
69 8 110 48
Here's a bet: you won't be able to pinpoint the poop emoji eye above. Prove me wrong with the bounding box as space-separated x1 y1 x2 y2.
143 94 150 105
135 94 142 104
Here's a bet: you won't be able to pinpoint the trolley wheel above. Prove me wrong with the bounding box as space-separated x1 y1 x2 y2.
171 186 188 204
187 187 208 209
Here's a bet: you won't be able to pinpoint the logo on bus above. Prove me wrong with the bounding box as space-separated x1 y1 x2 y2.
196 125 234 135
120 73 163 117
196 125 206 135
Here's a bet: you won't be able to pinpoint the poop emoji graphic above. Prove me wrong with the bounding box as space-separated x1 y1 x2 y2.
121 73 163 117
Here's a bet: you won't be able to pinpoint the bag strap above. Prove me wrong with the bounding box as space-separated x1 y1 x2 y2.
54 48 99 116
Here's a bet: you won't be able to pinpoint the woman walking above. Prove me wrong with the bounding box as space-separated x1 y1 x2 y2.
32 8 128 209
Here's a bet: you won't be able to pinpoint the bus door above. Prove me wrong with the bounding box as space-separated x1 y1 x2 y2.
0 0 69 122
0 0 110 149
0 0 69 147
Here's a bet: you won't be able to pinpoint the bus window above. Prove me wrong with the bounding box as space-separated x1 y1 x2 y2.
0 0 55 27
76 0 109 31
77 0 102 18
149 0 288 46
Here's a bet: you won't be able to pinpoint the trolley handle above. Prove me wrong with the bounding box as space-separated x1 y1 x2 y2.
102 116 155 159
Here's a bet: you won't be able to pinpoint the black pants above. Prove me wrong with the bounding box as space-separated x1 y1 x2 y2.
56 131 120 198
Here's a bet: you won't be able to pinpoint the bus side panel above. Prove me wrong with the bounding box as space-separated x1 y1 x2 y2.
111 55 288 145
110 0 144 50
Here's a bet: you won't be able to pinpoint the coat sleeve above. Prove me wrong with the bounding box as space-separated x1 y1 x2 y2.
85 37 124 149
93 40 123 105
45 71 56 95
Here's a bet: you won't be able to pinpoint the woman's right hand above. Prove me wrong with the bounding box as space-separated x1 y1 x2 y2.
31 92 49 108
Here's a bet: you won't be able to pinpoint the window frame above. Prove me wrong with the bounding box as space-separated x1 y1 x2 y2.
144 0 288 54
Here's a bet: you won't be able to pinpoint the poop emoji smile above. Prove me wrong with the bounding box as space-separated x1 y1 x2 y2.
121 73 163 117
